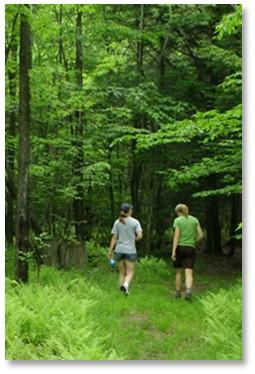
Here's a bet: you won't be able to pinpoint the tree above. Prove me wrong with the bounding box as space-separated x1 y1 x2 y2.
72 8 86 242
15 5 32 282
5 17 18 245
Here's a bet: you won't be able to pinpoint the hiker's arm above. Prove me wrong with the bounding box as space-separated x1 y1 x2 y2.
172 226 180 261
108 234 117 259
135 231 143 241
135 222 143 241
196 224 203 241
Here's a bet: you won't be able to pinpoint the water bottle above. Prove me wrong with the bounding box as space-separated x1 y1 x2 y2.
109 258 116 267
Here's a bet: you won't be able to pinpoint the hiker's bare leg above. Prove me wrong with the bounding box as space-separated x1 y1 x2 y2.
185 268 193 289
118 260 126 287
124 260 135 284
175 269 182 291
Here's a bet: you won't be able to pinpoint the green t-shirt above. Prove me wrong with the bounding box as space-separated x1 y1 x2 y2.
173 215 199 248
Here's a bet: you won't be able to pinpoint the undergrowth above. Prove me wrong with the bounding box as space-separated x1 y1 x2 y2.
5 255 242 360
200 280 242 360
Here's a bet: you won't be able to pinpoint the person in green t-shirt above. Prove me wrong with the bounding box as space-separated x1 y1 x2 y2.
171 203 203 300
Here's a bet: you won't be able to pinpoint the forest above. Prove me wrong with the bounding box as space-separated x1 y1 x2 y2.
5 4 242 361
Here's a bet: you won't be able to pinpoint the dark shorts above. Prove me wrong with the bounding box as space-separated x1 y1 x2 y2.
114 252 138 262
173 246 196 269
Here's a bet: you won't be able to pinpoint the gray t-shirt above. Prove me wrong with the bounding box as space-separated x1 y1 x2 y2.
111 217 143 254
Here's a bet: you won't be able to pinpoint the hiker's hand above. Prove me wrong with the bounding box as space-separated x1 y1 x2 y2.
171 252 176 261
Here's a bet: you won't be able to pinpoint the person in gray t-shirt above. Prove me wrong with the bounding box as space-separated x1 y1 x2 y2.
108 203 143 295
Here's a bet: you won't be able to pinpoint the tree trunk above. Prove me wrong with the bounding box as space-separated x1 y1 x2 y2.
153 178 165 253
15 7 32 283
72 9 86 242
158 33 167 93
5 12 19 64
6 38 18 245
137 4 145 77
116 143 123 208
131 5 145 216
55 4 68 72
205 197 222 255
7 171 41 237
108 147 115 223
229 194 241 257
130 140 142 217
145 173 154 256
158 5 172 92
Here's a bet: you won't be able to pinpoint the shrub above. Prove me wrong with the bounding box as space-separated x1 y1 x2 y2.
136 256 170 281
200 280 242 360
86 240 108 267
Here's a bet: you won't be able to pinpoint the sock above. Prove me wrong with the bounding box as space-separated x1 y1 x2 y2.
186 287 192 294
123 281 129 290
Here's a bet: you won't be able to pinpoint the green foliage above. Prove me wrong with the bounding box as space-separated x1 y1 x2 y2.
18 251 35 264
84 161 111 188
86 240 107 267
6 270 122 360
137 104 241 199
137 256 170 280
192 185 241 198
215 5 242 40
32 232 51 250
5 246 16 278
5 4 242 258
6 258 242 360
234 222 242 240
200 280 242 359
216 72 242 111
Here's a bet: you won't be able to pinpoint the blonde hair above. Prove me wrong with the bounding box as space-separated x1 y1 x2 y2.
175 203 189 216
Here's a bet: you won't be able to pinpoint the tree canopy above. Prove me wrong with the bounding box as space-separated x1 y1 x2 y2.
5 4 242 278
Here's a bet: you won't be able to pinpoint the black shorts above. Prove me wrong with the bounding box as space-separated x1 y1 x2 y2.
173 246 196 269
114 252 137 262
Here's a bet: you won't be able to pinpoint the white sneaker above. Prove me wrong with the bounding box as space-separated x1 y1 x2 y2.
120 285 129 296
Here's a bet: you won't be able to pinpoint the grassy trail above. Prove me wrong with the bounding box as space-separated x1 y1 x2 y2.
87 258 240 360
6 256 242 360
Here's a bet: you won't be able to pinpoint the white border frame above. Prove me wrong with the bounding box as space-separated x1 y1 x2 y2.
1 1 254 373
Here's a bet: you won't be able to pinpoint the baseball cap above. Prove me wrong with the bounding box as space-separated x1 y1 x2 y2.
121 203 133 213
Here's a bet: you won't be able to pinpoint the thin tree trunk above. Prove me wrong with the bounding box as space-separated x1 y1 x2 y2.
5 12 19 64
6 38 18 245
205 197 222 255
153 178 165 252
72 9 86 242
131 5 145 215
108 147 115 223
145 8 170 253
57 4 68 73
158 35 166 92
116 143 122 208
16 7 32 282
145 174 154 256
158 5 172 91
130 140 142 217
44 4 65 235
229 194 241 257
137 4 145 77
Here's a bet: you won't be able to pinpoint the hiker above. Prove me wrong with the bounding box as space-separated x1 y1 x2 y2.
171 203 203 300
108 203 143 296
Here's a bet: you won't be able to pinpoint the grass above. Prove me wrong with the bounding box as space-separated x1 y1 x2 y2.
5 255 242 360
